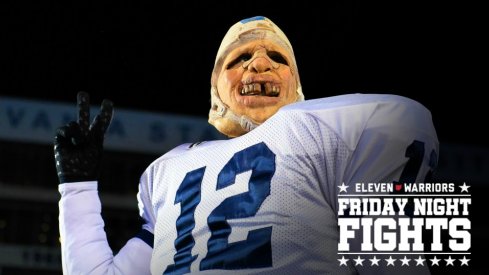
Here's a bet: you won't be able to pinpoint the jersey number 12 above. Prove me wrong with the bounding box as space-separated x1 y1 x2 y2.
164 142 276 274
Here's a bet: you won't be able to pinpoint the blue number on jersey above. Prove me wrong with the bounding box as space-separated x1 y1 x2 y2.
397 140 437 184
164 142 276 274
201 142 275 270
164 167 206 274
394 140 437 216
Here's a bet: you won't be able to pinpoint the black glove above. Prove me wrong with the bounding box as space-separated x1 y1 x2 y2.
54 91 114 183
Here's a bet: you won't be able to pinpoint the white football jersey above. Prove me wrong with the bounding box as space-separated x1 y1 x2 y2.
137 94 439 274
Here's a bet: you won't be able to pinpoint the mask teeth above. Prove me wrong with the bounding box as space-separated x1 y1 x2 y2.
269 86 280 96
240 82 280 96
254 83 261 92
264 83 280 96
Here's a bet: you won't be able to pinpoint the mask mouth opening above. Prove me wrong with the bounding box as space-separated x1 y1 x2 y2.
239 82 280 97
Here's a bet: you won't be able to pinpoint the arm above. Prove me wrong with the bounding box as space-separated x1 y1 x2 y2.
55 92 152 274
59 182 152 275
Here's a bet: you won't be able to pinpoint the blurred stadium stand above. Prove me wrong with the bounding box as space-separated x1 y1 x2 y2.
0 97 224 274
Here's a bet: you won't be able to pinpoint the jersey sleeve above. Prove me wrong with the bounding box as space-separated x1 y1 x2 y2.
58 181 152 275
296 94 437 275
275 95 436 274
137 165 157 234
286 94 438 205
346 98 437 274
340 94 438 192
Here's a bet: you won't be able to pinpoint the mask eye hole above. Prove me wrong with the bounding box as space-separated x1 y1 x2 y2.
268 51 288 65
226 53 252 69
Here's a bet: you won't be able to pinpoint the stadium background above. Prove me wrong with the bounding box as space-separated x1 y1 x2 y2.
1 1 484 274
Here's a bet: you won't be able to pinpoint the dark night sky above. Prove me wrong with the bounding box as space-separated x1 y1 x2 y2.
2 1 481 146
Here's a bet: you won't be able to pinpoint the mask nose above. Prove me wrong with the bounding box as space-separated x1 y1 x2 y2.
242 50 279 73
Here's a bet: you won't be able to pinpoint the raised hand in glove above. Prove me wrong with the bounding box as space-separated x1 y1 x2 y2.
54 91 113 183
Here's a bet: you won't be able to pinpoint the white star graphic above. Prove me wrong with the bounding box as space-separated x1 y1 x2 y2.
369 256 380 266
414 256 425 266
385 256 396 266
430 256 440 266
338 256 349 266
460 256 470 266
445 256 455 266
353 256 364 266
400 256 411 266
338 182 349 193
459 182 470 193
